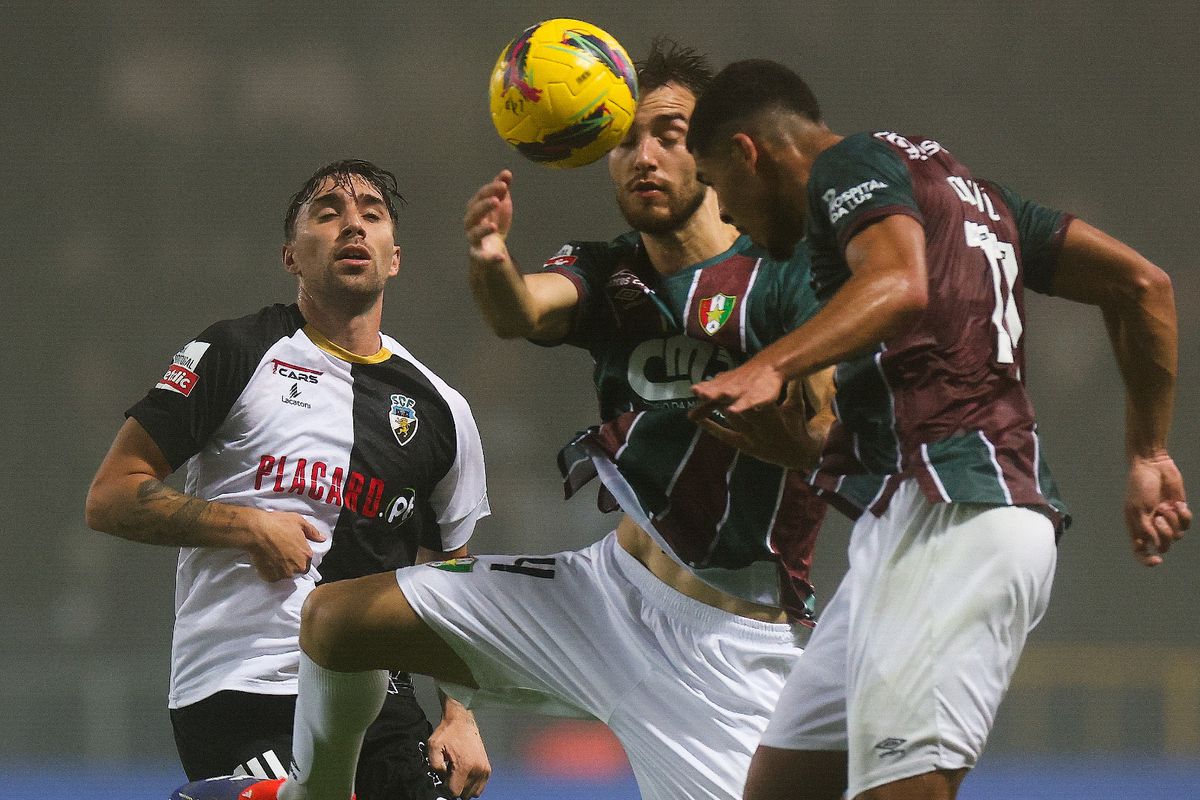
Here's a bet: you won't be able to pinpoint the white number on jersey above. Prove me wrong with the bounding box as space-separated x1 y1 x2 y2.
964 220 1022 364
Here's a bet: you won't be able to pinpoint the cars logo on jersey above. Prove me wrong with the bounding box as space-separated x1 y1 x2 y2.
270 359 324 384
389 394 419 446
698 293 736 335
156 340 211 397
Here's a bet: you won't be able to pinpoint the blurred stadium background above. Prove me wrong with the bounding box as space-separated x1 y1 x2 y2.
3 2 1198 798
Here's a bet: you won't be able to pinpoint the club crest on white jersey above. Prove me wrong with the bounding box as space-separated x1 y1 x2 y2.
390 394 419 446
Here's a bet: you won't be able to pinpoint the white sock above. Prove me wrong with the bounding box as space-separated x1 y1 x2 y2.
277 652 388 800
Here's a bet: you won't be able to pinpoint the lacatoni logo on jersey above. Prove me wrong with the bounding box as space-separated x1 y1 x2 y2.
699 293 736 335
155 341 211 397
389 394 419 446
823 180 888 224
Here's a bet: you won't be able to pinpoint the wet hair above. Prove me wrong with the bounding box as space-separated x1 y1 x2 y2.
687 59 822 155
635 37 714 98
283 159 407 240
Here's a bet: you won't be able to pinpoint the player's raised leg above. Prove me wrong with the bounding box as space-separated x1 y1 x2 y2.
280 573 480 800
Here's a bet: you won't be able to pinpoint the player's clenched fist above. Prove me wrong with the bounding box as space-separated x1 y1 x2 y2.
245 509 327 582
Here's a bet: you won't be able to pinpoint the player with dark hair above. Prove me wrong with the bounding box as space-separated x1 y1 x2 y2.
179 40 833 800
685 59 1190 800
86 160 492 800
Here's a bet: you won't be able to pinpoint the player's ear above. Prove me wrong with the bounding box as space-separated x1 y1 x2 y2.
389 246 401 277
282 243 300 276
731 132 759 173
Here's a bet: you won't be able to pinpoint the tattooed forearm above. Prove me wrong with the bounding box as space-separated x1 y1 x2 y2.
132 478 215 546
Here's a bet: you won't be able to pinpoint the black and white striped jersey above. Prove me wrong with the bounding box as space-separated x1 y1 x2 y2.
127 303 489 708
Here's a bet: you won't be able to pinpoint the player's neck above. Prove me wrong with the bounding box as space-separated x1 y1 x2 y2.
642 199 739 277
297 289 385 357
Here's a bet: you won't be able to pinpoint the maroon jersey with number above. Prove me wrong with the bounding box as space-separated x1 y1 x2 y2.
804 132 1071 528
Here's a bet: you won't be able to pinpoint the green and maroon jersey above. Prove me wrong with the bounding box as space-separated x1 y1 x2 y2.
805 131 1071 528
538 233 827 623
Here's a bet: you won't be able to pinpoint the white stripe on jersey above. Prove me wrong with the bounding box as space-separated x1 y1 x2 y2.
920 443 953 502
977 431 1014 504
739 258 763 353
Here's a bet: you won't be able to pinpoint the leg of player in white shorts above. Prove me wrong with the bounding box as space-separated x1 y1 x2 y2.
752 480 1057 800
395 531 804 800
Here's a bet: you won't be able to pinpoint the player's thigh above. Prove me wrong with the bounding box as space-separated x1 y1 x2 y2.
855 768 968 800
744 746 848 800
300 571 475 687
845 498 1055 794
396 542 648 716
169 691 295 781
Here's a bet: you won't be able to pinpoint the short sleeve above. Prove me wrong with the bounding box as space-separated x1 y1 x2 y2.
807 134 924 253
985 180 1075 296
425 384 490 552
126 331 251 470
125 306 298 470
530 237 629 349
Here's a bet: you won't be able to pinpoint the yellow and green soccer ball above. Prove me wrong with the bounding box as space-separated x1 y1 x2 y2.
489 18 639 169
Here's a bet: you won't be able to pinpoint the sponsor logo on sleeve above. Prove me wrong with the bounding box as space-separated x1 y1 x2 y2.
543 254 577 268
699 293 737 335
543 243 577 269
389 394 419 446
155 340 211 396
823 180 889 224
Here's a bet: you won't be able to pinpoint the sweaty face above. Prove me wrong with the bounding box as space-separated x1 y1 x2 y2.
695 144 804 261
608 84 708 235
284 175 401 306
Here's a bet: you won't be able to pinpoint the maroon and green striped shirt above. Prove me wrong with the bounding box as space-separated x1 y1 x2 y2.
539 233 827 622
805 131 1071 529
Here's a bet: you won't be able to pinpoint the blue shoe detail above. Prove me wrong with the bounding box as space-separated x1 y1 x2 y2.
170 775 263 800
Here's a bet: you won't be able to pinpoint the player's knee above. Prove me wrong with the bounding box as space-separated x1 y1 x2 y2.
298 583 353 667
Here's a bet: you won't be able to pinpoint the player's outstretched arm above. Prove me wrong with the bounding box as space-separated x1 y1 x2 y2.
1052 219 1191 565
464 169 578 341
85 418 325 581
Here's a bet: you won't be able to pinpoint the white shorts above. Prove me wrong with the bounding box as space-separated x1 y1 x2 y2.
395 531 805 800
761 480 1057 797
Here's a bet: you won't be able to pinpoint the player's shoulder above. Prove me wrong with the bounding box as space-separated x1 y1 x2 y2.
379 336 474 410
816 130 952 176
194 303 305 352
543 231 639 271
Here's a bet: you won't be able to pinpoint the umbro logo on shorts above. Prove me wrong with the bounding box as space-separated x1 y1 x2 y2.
873 737 907 759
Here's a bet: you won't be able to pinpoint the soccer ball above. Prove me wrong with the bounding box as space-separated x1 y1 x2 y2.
488 18 639 169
